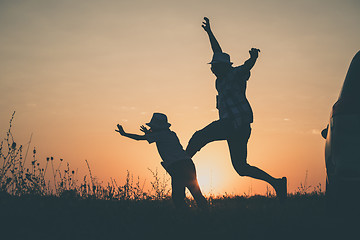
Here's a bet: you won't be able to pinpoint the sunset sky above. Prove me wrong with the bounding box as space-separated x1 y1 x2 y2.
1 0 359 195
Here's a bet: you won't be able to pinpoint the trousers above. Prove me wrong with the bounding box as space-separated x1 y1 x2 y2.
164 159 207 208
186 118 253 176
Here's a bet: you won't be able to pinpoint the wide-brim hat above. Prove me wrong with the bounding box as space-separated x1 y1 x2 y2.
146 113 171 129
208 52 233 65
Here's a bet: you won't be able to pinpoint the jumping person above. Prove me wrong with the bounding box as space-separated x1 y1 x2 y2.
186 17 287 199
116 113 208 208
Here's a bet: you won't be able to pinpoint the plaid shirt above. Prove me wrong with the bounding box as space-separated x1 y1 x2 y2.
215 65 253 126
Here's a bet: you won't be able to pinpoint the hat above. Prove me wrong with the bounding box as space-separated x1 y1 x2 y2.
146 113 171 129
208 52 233 65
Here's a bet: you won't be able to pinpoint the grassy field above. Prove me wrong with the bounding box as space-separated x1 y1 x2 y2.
1 192 359 240
1 113 358 240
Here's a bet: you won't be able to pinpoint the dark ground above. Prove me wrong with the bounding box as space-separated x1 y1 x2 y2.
0 194 358 240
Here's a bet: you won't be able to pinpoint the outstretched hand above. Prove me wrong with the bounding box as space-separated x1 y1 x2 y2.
116 124 126 136
140 125 150 134
249 48 260 58
202 17 211 32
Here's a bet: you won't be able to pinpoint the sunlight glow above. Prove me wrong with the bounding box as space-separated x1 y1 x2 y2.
1 0 359 195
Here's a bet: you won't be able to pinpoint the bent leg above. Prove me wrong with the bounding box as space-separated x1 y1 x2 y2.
186 120 227 157
228 141 287 200
227 139 277 188
227 139 287 199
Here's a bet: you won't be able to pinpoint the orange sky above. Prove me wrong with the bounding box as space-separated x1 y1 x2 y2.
1 0 360 195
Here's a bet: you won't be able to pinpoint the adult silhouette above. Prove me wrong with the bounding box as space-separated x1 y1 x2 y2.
186 17 287 199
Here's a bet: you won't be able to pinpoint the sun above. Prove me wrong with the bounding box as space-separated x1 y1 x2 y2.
190 150 234 195
196 169 214 193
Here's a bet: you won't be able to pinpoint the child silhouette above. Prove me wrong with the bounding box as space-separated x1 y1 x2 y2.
116 113 207 209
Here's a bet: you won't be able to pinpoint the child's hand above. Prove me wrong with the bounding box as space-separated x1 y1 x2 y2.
116 124 126 136
140 125 150 134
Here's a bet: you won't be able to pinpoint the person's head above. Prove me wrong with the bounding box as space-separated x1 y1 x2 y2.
208 52 233 77
146 113 171 131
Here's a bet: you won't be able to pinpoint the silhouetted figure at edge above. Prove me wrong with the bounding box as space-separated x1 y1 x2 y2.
116 113 208 209
186 17 287 200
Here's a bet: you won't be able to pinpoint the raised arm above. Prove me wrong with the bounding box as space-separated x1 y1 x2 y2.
243 48 260 71
202 17 222 53
115 124 146 141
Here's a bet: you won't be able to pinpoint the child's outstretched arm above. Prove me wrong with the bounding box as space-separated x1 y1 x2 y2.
115 124 146 141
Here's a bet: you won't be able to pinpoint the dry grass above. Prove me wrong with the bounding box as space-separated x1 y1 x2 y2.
1 112 358 239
